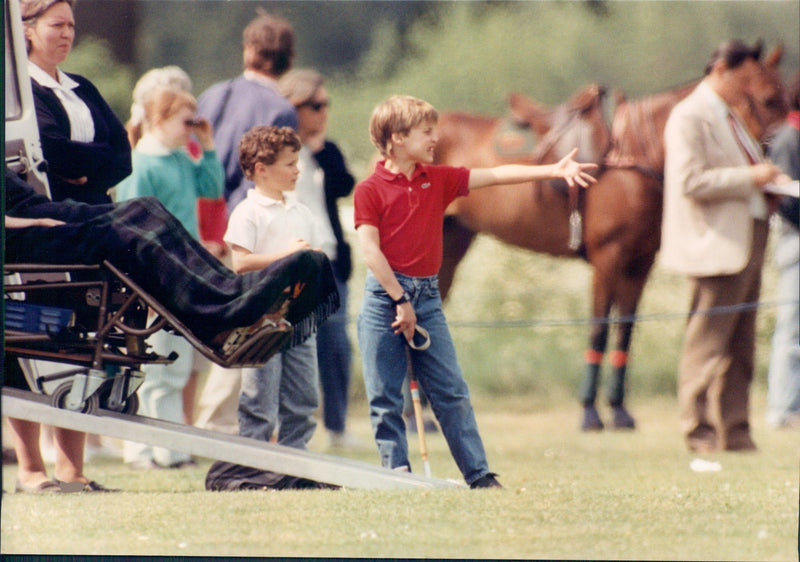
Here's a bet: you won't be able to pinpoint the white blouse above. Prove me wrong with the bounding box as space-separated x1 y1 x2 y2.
28 61 95 142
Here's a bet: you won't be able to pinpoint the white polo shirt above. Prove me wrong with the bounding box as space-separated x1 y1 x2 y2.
224 187 320 255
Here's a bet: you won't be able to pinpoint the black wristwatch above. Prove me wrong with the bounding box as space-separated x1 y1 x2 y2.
392 291 411 307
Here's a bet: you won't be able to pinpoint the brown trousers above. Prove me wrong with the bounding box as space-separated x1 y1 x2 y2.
678 220 768 451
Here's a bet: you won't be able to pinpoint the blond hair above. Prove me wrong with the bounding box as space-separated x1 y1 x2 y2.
127 87 196 147
278 68 325 107
369 95 438 158
127 66 193 147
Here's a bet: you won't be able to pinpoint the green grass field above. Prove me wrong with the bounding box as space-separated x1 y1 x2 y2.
2 393 798 559
2 231 798 559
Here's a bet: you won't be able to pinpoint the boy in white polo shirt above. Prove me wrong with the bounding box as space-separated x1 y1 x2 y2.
224 125 325 465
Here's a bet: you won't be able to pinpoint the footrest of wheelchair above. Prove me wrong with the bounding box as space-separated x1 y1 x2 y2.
211 321 292 368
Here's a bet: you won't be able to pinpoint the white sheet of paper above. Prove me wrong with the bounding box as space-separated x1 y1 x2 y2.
764 180 799 198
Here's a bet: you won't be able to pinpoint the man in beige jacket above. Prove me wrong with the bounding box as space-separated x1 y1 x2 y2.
662 40 789 452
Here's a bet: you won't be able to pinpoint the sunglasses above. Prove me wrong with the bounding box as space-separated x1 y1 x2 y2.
298 100 329 112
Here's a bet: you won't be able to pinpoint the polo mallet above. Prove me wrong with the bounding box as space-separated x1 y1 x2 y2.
405 325 432 478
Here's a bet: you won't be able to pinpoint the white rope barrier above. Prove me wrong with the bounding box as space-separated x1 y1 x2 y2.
445 298 798 329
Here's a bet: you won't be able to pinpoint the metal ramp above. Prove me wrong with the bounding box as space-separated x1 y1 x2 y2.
2 387 463 490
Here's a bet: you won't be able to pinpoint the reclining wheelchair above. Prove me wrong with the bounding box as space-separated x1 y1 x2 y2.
4 260 292 415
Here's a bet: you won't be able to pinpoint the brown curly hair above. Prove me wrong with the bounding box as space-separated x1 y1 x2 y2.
238 125 301 180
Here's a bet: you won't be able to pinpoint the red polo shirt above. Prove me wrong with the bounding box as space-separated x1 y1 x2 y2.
354 161 470 277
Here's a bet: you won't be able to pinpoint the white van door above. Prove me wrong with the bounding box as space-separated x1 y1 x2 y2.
5 0 50 196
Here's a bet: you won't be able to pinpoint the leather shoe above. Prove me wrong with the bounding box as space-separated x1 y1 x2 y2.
470 473 503 489
725 435 757 452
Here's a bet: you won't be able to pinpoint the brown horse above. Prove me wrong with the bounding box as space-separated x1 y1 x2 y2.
436 83 611 299
435 47 787 431
578 45 786 431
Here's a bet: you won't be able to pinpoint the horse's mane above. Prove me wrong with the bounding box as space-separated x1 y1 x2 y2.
604 80 698 176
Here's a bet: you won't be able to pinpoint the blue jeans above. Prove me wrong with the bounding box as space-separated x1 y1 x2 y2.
357 272 491 485
766 220 800 427
238 336 319 449
317 276 352 432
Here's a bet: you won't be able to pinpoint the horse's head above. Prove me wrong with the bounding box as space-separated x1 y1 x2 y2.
509 83 610 168
735 44 789 144
507 92 552 138
551 82 611 167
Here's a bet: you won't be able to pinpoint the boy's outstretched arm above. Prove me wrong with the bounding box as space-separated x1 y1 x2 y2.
356 224 417 339
468 147 598 190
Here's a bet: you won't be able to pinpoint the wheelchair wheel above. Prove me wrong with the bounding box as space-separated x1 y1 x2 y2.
120 391 139 415
95 379 139 415
51 382 99 414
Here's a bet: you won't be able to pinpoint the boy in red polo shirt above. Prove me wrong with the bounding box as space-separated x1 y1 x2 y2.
354 95 596 488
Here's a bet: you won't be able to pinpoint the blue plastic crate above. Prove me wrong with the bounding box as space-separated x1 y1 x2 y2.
4 301 75 334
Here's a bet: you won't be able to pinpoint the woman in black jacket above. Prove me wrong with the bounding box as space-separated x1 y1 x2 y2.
279 69 360 449
22 0 131 204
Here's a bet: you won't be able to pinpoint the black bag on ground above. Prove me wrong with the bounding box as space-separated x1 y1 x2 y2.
205 461 339 491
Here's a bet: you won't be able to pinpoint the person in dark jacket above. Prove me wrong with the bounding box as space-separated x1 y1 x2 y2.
279 69 359 449
16 0 132 493
766 76 800 429
22 0 131 204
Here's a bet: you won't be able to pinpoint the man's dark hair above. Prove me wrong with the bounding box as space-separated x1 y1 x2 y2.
242 10 294 77
704 39 763 75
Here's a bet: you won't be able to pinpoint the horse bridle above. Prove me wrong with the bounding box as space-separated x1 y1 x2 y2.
526 93 609 251
529 93 610 166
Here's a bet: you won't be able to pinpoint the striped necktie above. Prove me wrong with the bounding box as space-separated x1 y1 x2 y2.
727 111 762 164
727 111 768 218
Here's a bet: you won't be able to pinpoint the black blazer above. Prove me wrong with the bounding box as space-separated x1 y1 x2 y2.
31 72 131 204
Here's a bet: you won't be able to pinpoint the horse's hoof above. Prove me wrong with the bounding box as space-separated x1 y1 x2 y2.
611 406 636 430
581 405 604 431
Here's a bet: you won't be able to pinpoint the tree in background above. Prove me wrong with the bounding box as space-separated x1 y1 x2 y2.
63 1 798 172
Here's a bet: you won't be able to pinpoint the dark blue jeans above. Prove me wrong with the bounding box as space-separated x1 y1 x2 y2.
357 272 491 485
317 276 352 432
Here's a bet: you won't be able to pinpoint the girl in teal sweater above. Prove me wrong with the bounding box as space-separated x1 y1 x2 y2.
116 85 224 469
117 87 223 239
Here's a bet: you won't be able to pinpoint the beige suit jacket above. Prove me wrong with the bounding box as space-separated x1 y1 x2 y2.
660 81 763 277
